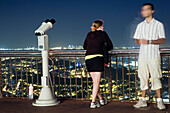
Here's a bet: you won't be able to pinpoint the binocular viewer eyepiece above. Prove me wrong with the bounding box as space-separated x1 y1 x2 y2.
35 19 56 36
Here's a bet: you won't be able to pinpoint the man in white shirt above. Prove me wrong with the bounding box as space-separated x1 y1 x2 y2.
133 3 166 110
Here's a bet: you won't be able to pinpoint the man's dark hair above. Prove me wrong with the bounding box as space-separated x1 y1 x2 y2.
142 3 154 10
93 20 103 28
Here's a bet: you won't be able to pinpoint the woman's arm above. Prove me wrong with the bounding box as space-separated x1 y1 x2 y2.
83 38 87 50
104 32 113 50
83 33 89 50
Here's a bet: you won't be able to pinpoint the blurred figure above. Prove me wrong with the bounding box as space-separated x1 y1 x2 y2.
133 3 166 110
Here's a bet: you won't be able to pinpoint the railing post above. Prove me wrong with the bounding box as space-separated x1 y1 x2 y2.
168 56 170 103
0 58 3 98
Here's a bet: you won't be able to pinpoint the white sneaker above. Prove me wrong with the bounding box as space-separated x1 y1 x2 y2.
90 101 100 108
100 99 107 106
133 97 147 108
157 98 166 110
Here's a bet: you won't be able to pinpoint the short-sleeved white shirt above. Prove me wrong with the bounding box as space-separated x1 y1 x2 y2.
133 18 165 59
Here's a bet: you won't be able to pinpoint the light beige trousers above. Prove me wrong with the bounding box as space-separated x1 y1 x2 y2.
138 58 162 90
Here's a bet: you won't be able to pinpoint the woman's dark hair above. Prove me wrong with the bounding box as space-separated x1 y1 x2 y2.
142 3 154 10
93 20 103 29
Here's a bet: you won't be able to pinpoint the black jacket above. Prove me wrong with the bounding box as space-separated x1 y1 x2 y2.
83 30 113 56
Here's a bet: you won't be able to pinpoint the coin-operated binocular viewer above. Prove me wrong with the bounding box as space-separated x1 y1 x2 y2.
32 19 60 106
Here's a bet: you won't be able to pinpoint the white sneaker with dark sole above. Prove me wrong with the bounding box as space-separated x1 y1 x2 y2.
157 98 166 110
133 97 147 108
100 99 107 106
90 101 100 108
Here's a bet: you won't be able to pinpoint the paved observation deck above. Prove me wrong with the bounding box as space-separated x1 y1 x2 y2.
0 98 170 113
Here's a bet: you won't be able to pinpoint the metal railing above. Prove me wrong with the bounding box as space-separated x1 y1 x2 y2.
0 49 170 103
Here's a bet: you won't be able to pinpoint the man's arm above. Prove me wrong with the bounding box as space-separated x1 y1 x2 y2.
135 39 141 45
135 38 165 45
151 38 165 44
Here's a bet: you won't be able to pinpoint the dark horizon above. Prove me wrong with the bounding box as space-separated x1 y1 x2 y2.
0 0 170 49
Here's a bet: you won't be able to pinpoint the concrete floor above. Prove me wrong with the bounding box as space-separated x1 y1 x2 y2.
0 98 169 113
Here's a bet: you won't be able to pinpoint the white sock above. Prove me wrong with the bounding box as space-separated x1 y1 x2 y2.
139 97 146 101
157 98 162 102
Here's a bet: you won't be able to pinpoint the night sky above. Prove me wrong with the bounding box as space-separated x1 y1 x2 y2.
0 0 170 48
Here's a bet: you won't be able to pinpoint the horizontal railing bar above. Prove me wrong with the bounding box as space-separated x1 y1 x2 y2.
0 49 169 57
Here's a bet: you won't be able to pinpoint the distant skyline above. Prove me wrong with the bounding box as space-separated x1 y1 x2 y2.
0 0 170 48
